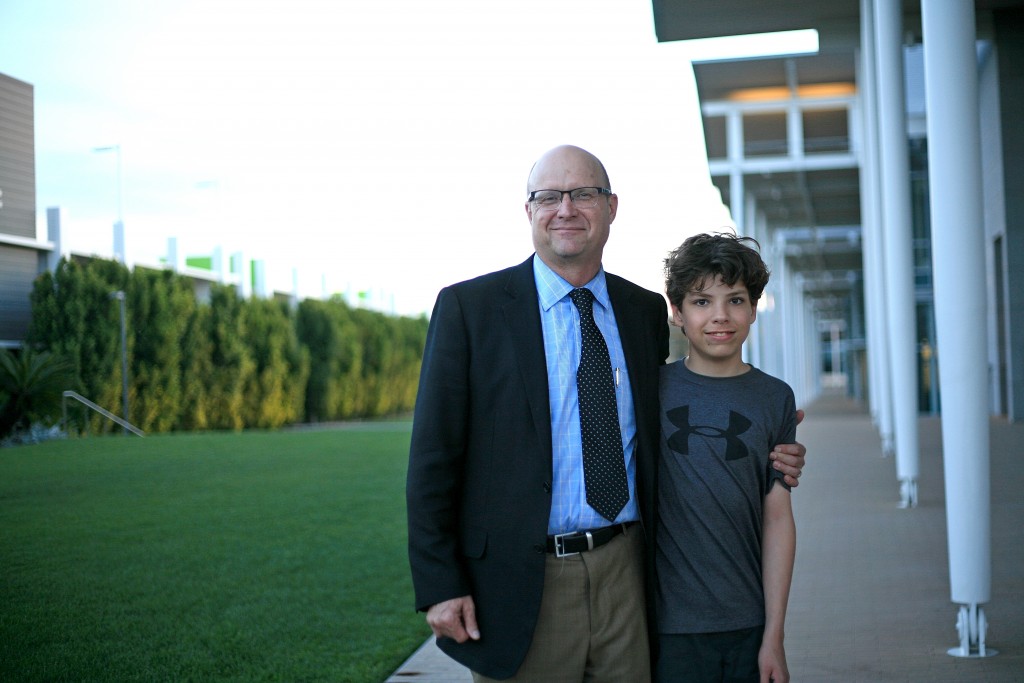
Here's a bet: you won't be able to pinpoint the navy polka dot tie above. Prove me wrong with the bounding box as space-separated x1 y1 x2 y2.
569 288 629 522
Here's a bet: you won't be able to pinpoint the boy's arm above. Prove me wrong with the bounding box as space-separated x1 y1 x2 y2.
760 484 795 683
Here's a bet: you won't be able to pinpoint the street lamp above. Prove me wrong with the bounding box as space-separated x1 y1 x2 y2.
109 290 129 434
93 144 124 262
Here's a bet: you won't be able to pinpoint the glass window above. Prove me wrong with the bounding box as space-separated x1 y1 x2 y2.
802 108 849 154
703 115 727 160
743 112 787 157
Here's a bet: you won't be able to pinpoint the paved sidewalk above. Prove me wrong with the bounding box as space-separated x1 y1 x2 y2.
385 638 472 683
388 392 1023 681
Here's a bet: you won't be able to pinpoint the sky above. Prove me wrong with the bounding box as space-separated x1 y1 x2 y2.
1 0 765 316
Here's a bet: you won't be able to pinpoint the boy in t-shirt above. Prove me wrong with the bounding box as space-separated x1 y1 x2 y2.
655 232 797 683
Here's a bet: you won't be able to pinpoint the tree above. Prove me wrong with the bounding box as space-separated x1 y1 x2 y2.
203 285 256 430
241 299 309 428
177 303 214 431
129 268 194 432
0 348 74 440
26 256 427 432
27 258 129 433
296 298 362 422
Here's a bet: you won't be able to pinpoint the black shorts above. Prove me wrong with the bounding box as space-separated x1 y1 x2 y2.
655 625 764 683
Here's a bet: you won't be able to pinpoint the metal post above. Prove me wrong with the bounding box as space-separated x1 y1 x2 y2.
110 290 129 434
93 144 124 262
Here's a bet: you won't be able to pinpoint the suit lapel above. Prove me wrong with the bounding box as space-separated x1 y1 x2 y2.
607 275 639 366
502 256 553 458
607 275 650 412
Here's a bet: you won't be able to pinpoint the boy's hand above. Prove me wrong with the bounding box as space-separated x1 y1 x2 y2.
759 639 790 683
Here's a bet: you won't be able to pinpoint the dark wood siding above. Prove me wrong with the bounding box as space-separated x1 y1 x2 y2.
0 73 36 240
1 72 38 344
0 245 38 342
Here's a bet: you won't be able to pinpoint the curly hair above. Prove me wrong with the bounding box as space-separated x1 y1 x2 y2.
664 232 770 309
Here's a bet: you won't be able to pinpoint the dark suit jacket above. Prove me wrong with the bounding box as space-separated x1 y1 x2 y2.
406 255 669 679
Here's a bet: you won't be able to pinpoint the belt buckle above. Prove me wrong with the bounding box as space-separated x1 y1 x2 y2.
553 530 594 558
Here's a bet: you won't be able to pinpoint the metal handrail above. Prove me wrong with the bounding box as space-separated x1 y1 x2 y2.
61 390 145 437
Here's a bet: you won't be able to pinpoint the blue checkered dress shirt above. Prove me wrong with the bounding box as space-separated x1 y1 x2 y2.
533 256 640 535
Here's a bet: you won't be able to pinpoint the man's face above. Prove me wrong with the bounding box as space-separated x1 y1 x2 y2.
525 148 617 278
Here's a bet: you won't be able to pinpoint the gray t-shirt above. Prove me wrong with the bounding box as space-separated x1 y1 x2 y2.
656 360 796 634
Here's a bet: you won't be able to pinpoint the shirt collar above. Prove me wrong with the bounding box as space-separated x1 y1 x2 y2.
533 255 611 313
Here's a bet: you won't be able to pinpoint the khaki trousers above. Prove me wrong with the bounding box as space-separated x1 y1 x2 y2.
473 523 650 683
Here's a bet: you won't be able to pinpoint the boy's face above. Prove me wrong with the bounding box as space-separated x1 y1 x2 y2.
671 274 757 377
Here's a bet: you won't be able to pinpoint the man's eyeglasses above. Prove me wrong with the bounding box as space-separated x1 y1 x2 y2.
528 187 612 210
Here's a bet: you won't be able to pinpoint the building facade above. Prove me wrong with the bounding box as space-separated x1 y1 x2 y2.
0 72 51 347
651 0 1024 656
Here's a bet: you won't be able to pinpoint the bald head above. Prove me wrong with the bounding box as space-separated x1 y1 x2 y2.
526 145 611 195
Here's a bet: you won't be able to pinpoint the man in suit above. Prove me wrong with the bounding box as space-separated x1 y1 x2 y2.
406 145 806 682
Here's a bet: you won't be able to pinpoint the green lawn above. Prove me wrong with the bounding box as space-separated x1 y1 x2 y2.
0 426 430 682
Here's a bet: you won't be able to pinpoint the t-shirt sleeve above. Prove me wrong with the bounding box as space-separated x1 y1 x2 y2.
765 385 798 494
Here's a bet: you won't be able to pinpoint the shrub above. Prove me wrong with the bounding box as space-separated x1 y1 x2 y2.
0 348 75 440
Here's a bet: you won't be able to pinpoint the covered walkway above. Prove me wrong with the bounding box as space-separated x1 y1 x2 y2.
388 391 1023 681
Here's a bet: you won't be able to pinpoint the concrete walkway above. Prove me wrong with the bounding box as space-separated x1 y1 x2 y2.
388 391 1023 681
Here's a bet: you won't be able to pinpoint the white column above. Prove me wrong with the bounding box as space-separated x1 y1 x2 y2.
800 281 812 404
860 0 895 455
798 286 816 403
213 246 230 282
233 251 251 299
782 267 797 393
765 231 787 382
874 0 920 506
113 220 125 264
45 207 67 272
93 145 125 263
167 237 186 272
830 322 842 378
783 271 807 404
729 171 745 232
786 92 803 160
728 109 745 230
252 259 267 299
921 0 993 657
290 267 300 310
746 199 764 370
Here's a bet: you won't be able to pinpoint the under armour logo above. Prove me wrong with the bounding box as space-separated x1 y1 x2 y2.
666 405 752 461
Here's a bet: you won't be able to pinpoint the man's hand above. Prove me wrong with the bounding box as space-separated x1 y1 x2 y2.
770 409 806 488
426 595 481 643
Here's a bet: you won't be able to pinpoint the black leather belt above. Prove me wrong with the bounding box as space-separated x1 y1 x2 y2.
546 522 633 557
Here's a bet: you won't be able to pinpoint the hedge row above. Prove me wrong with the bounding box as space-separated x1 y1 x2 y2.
27 258 428 433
